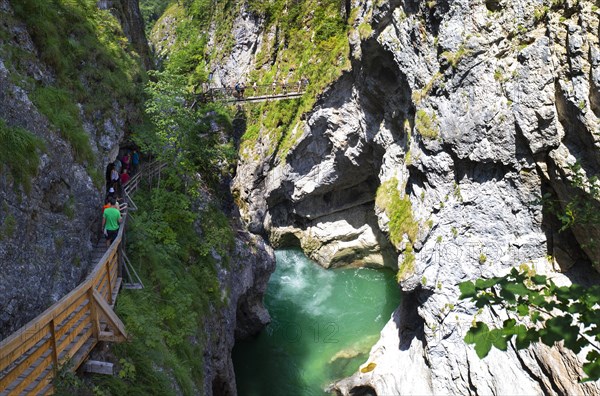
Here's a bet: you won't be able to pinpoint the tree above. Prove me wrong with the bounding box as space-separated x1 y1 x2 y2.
139 69 235 189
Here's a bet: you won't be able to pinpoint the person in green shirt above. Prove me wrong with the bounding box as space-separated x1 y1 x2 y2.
102 197 122 247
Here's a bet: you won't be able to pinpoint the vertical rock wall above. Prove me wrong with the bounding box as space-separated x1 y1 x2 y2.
201 230 275 396
98 0 152 69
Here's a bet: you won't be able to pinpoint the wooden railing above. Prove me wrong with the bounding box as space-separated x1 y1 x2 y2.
0 161 165 395
196 80 309 104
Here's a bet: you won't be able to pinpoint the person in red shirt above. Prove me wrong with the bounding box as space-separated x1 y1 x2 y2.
120 169 130 185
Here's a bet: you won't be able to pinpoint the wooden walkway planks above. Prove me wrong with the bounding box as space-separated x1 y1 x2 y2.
195 81 308 105
220 92 305 104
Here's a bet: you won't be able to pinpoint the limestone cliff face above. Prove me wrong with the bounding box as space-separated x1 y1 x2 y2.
98 0 152 69
0 0 142 339
202 230 275 396
225 0 600 394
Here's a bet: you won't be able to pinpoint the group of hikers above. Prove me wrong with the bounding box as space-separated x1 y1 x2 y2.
102 148 140 247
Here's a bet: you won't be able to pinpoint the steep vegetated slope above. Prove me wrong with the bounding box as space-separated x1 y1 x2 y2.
1 0 273 394
84 69 275 395
165 0 600 394
65 2 276 395
0 0 145 339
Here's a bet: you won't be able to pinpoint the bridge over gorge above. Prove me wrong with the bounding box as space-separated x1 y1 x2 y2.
0 161 166 395
196 80 309 104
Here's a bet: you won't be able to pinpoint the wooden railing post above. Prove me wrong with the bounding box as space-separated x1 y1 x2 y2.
49 319 59 373
105 260 113 305
88 288 100 340
118 236 124 280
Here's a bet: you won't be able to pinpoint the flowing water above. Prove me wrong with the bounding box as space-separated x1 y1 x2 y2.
233 249 400 395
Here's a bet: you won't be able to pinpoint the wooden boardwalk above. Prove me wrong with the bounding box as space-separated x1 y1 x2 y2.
0 162 165 395
196 81 308 104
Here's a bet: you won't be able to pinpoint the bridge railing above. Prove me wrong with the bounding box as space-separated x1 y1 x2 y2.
0 160 165 395
198 80 309 103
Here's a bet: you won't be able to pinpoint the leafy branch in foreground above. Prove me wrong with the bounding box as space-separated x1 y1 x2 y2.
459 267 600 381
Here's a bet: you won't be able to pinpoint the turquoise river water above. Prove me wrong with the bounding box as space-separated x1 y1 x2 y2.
232 249 400 395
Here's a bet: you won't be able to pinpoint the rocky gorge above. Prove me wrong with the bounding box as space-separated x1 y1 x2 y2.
2 0 600 394
203 0 600 394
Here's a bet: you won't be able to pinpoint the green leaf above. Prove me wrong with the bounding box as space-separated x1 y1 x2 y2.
567 302 585 314
465 322 492 358
474 336 493 358
582 359 600 382
540 315 576 347
529 293 546 307
489 328 508 351
459 281 477 299
475 278 498 289
499 288 516 304
515 326 538 349
505 282 530 296
585 287 600 305
465 268 600 378
503 318 517 331
516 303 529 316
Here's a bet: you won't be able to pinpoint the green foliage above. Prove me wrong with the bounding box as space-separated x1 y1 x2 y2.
451 226 458 238
415 109 439 139
200 0 350 160
7 0 145 182
140 0 174 34
459 267 600 381
376 178 419 282
1 213 16 240
87 166 105 191
376 178 419 247
551 0 566 10
533 6 549 23
31 86 94 163
53 360 105 395
412 72 442 104
158 0 351 164
0 119 45 193
240 98 304 160
10 0 144 113
142 70 236 189
441 45 469 69
478 253 487 264
358 22 373 39
397 243 415 282
315 14 346 42
161 2 211 88
453 182 463 202
494 68 503 81
541 163 600 250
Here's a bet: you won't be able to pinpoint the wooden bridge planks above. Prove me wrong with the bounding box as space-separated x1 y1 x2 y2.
220 92 305 104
